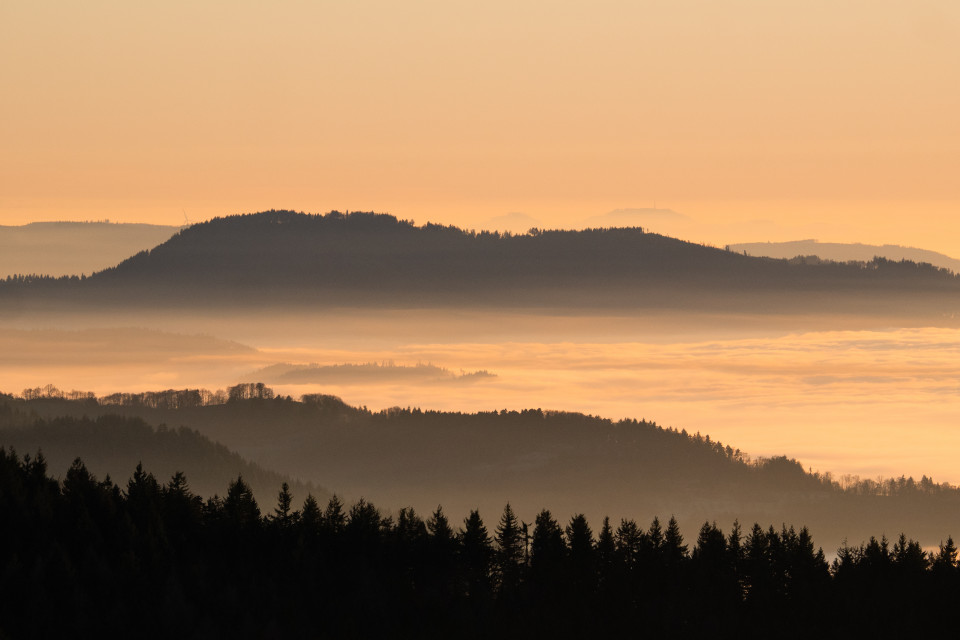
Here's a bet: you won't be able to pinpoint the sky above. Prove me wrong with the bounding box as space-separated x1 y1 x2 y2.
2 1 959 252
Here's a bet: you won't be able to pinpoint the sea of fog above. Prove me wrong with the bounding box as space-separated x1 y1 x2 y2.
3 309 960 486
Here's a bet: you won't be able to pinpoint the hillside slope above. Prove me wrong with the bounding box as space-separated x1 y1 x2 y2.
0 400 325 504
11 390 960 547
3 210 958 315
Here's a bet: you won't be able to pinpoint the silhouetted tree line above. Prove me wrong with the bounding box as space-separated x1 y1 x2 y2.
21 383 277 408
2 450 959 638
784 254 956 276
0 273 86 287
0 411 322 504
11 386 960 505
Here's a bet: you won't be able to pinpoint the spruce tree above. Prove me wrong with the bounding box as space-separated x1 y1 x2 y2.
460 510 493 598
495 503 524 594
271 482 295 528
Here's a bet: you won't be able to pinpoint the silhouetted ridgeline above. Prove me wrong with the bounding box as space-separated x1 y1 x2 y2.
2 210 959 313
0 398 323 504
1 451 959 638
6 386 960 546
729 239 960 274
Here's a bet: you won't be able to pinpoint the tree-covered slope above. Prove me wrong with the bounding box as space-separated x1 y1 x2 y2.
10 389 960 547
4 210 958 313
2 447 958 638
0 401 324 504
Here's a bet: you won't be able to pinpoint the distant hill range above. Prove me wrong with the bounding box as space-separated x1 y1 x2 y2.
3 211 959 315
728 239 960 275
6 388 960 547
0 221 180 277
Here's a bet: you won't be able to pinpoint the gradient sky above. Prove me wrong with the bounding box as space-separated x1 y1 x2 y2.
3 1 958 252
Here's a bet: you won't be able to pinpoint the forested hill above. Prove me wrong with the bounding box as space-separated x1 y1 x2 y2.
4 446 959 638
8 388 960 547
3 210 958 312
0 402 324 504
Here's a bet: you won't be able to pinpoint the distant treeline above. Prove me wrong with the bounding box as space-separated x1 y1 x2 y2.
19 382 279 407
1 450 958 639
3 210 958 313
7 384 958 503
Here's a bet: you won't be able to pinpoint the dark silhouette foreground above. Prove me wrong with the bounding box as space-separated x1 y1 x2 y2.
8 387 960 546
2 450 958 639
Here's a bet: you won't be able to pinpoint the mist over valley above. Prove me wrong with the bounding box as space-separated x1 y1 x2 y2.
3 211 960 551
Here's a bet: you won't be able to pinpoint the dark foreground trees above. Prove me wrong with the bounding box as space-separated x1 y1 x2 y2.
1 449 957 639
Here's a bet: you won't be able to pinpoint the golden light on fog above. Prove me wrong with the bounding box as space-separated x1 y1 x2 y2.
5 315 960 486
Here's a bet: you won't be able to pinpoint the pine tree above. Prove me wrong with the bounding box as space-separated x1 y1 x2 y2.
162 471 202 544
395 507 427 545
299 494 321 531
566 513 596 595
223 475 260 528
565 514 594 565
615 519 644 569
693 521 726 567
728 520 744 574
664 516 688 566
892 533 928 574
346 498 382 543
596 516 615 566
424 505 457 596
323 494 346 534
648 516 664 552
530 509 565 577
271 482 295 528
495 503 524 594
427 505 453 543
934 536 958 570
460 510 493 598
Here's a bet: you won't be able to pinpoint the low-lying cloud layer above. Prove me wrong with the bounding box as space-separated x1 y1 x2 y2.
3 319 960 485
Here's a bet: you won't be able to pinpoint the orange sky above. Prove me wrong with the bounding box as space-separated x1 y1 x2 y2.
2 1 959 253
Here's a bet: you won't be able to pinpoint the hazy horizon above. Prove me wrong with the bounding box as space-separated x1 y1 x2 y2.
4 211 960 501
4 2 959 254
4 2 959 633
5 308 960 488
5 212 960 284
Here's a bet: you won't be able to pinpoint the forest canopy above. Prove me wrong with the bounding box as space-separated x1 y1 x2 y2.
4 384 960 548
1 450 958 638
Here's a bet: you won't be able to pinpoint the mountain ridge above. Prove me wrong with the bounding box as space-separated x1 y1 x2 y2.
4 210 958 317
